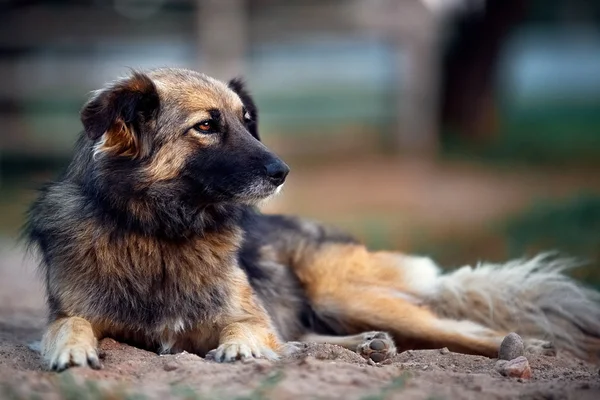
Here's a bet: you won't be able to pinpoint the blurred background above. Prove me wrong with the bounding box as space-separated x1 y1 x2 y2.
1 0 600 287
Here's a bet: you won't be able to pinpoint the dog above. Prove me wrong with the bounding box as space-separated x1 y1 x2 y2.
25 67 600 371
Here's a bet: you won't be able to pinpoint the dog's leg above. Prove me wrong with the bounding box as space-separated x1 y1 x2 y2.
41 317 101 371
208 270 282 362
313 289 505 357
210 319 280 362
302 331 397 362
293 244 504 357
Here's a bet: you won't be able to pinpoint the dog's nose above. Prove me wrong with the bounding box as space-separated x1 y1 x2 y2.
264 159 290 186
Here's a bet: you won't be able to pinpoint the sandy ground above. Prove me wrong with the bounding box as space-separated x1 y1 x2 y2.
2 158 600 399
1 240 599 400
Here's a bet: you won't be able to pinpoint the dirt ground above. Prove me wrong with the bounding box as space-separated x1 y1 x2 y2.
2 157 600 399
2 237 600 399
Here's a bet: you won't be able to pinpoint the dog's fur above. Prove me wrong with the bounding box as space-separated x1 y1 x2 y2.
26 68 600 371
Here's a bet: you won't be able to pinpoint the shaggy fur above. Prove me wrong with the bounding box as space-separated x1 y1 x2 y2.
25 68 600 371
426 253 600 360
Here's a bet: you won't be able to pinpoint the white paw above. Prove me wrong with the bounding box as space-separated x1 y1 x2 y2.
46 343 101 371
206 342 279 363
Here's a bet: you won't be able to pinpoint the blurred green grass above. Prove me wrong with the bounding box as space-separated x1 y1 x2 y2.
410 193 600 289
502 193 600 287
441 106 600 166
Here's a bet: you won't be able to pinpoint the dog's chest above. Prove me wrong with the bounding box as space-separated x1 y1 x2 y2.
66 232 238 332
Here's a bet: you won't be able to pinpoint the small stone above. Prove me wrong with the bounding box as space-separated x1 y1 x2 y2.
31 382 52 392
499 332 525 361
241 357 271 365
252 359 272 372
497 356 532 379
163 361 178 371
422 365 428 370
300 356 317 366
439 347 450 355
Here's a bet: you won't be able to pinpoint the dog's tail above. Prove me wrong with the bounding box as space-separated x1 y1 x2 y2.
405 252 600 359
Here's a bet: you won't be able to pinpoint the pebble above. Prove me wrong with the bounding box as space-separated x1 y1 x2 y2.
163 361 179 371
496 356 532 379
252 359 272 372
439 347 450 355
299 356 317 366
498 332 525 361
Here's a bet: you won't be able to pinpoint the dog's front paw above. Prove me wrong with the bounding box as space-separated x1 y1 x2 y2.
357 331 397 363
207 342 279 363
46 342 101 372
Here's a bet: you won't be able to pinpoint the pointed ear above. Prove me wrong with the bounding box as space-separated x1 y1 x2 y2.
81 71 159 158
228 77 260 141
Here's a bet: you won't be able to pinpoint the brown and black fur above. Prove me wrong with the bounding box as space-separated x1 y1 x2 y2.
26 68 600 371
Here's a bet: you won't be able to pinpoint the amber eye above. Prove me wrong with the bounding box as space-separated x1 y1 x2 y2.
193 120 214 133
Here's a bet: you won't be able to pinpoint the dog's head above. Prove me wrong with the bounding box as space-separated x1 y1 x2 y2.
81 68 289 207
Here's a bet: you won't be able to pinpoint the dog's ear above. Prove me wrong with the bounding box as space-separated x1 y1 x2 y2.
228 77 260 141
81 71 159 158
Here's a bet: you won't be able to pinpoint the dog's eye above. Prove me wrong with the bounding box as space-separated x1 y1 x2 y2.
193 120 215 134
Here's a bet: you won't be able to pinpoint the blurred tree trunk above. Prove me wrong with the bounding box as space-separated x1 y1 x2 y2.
441 0 527 141
196 0 247 81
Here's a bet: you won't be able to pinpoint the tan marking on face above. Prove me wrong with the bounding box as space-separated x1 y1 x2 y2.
188 130 220 146
145 140 193 182
183 110 221 147
139 68 251 182
150 68 245 122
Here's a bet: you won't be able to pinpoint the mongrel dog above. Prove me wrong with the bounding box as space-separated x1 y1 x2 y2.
26 68 600 371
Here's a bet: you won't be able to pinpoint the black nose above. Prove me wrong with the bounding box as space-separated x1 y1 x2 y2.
264 159 290 186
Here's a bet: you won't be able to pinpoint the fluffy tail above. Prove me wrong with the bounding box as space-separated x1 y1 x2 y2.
411 252 600 359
